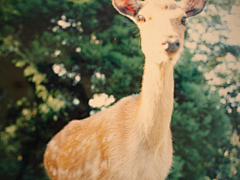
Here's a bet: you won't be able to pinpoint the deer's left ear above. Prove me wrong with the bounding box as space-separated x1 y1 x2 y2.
112 0 142 17
178 0 208 17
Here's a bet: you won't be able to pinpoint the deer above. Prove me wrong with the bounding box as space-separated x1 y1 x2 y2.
44 0 208 179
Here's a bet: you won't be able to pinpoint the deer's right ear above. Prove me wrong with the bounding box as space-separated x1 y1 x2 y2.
112 0 142 17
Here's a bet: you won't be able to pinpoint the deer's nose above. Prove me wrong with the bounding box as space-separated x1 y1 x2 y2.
162 37 180 54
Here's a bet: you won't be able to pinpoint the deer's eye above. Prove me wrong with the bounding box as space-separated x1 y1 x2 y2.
181 16 187 25
137 15 146 23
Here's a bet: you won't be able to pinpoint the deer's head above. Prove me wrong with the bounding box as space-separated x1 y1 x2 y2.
112 0 208 64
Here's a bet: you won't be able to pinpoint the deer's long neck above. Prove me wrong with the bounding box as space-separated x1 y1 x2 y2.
136 60 174 148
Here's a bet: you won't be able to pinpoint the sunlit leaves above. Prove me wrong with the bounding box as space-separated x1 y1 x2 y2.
68 0 90 4
24 65 47 85
46 95 65 112
12 59 28 68
36 85 48 101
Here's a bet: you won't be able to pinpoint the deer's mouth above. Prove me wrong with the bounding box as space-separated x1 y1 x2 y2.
167 51 181 62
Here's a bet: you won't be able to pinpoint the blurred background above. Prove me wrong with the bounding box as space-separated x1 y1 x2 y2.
0 0 239 179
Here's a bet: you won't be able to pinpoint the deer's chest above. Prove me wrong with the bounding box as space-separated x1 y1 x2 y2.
108 138 173 180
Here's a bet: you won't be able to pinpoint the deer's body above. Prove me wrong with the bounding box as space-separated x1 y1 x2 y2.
44 95 172 180
44 0 208 179
44 63 173 180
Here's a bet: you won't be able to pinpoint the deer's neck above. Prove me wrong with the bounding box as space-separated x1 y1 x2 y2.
136 60 174 148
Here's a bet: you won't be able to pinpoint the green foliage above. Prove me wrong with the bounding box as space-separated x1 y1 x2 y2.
0 0 239 179
169 51 231 179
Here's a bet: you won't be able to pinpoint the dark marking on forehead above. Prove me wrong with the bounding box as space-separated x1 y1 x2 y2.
161 3 178 10
164 4 178 10
156 1 179 10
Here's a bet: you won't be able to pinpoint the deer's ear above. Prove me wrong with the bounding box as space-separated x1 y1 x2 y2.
179 0 208 17
112 0 142 17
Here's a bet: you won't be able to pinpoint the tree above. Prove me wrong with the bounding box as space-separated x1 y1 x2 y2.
169 51 231 179
0 0 94 179
180 0 240 178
